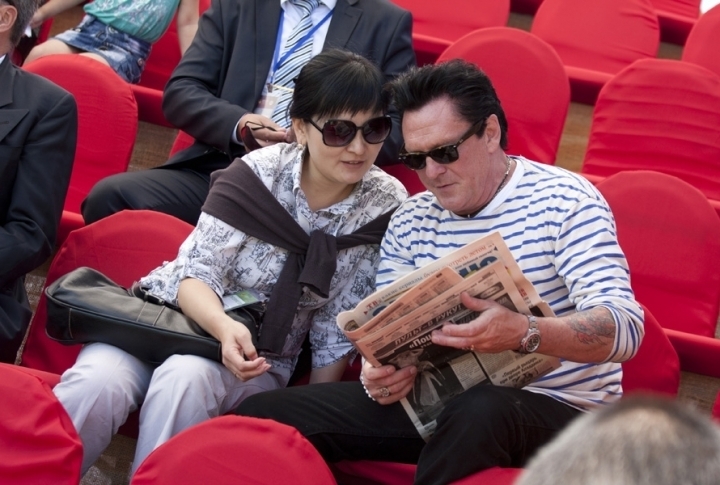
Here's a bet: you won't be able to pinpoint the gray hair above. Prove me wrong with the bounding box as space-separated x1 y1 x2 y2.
6 0 41 47
517 397 720 485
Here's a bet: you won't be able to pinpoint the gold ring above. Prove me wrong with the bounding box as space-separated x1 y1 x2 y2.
379 387 391 398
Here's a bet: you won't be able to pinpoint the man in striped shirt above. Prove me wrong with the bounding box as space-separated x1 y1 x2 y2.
238 59 644 485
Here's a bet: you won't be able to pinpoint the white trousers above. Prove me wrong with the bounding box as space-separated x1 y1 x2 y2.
53 343 286 475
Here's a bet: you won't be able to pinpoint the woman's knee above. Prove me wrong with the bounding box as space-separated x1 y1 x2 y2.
25 39 77 63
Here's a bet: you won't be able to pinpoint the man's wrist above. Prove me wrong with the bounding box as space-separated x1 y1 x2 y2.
518 314 541 354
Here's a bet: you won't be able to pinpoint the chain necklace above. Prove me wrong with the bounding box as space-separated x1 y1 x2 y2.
459 156 512 218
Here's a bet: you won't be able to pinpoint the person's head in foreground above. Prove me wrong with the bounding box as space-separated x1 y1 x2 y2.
390 58 510 216
517 396 720 485
289 48 392 198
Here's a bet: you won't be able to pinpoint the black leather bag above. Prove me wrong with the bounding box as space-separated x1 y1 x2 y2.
44 267 261 365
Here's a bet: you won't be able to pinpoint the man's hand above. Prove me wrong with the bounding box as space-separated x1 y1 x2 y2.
218 316 271 381
237 114 291 148
360 360 416 405
431 292 527 353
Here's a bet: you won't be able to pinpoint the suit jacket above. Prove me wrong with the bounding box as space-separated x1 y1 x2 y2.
162 0 415 171
0 55 77 363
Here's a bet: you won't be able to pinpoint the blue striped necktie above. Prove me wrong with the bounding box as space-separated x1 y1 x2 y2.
271 0 321 127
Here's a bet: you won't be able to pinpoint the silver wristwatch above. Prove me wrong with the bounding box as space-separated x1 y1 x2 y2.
519 315 541 354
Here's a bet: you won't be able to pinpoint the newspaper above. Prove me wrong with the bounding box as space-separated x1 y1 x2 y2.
338 232 561 440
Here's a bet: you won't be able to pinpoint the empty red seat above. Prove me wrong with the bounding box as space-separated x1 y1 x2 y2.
682 3 720 79
23 55 139 243
531 0 660 104
391 0 510 65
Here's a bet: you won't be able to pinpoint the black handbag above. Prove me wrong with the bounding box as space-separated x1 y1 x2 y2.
44 267 262 365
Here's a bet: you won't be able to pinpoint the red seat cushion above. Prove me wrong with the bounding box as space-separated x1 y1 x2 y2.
682 4 720 79
0 363 82 484
131 416 337 485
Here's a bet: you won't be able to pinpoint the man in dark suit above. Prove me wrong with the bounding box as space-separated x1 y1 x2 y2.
0 0 77 363
82 0 415 225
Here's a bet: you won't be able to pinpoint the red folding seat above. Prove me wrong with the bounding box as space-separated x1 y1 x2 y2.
583 58 720 216
23 55 139 243
131 0 211 126
649 0 701 44
596 171 720 339
0 363 82 484
391 0 510 65
131 416 337 485
437 27 570 164
19 210 193 375
682 4 720 79
531 0 660 104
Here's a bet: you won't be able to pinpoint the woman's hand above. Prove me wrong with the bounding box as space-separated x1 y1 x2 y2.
360 360 416 405
217 316 271 381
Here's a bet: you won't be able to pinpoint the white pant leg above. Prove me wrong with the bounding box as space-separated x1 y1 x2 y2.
53 342 153 474
131 354 285 474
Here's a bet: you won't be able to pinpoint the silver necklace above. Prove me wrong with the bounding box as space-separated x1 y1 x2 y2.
460 156 512 218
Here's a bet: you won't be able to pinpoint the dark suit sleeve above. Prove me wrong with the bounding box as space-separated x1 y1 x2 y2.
162 0 251 157
373 9 415 167
0 92 77 289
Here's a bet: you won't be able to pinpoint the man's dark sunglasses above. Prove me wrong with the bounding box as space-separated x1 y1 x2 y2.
306 116 392 147
398 119 486 170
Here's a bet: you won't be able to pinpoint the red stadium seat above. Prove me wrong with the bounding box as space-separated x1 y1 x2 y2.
437 27 570 164
649 0 700 44
596 171 720 338
391 0 510 65
131 0 211 126
0 363 82 484
19 210 193 375
531 0 660 104
131 416 337 485
583 59 720 216
169 130 196 157
682 4 720 79
23 55 139 243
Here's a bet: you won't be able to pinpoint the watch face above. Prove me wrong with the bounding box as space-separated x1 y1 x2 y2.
525 333 541 353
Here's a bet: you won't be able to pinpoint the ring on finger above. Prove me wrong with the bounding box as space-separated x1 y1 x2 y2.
379 386 391 398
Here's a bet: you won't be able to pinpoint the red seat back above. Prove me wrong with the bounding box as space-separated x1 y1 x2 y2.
682 4 720 79
437 27 570 164
20 210 194 374
23 55 138 214
391 0 510 43
0 363 82 484
131 416 337 485
531 0 659 103
621 304 680 396
583 58 720 203
596 171 720 337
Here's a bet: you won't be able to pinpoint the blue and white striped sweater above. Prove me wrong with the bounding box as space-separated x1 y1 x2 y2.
377 157 644 411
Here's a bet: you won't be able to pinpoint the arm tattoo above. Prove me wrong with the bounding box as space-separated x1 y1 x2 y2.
567 307 615 346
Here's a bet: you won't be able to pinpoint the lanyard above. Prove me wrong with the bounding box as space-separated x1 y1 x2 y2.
271 8 334 78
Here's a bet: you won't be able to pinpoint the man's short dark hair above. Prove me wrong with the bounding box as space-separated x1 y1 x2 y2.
388 59 509 149
289 49 389 122
5 0 40 47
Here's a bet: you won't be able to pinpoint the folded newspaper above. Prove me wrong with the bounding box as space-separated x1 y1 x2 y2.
337 232 561 440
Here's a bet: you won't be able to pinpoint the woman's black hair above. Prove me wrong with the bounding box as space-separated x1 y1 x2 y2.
289 49 389 121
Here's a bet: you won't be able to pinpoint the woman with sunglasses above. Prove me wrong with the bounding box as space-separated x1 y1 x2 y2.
52 49 407 478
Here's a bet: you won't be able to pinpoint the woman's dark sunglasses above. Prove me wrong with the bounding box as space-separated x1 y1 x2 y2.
306 116 392 147
398 119 486 170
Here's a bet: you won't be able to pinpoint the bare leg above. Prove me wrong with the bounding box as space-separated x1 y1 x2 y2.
24 39 80 64
79 51 112 68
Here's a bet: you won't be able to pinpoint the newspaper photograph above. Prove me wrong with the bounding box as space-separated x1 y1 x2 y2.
338 233 562 440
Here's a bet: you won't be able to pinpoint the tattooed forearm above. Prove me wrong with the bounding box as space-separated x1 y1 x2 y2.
567 307 615 346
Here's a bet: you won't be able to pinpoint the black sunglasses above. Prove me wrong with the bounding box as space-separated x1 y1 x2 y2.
306 116 392 147
398 119 486 170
